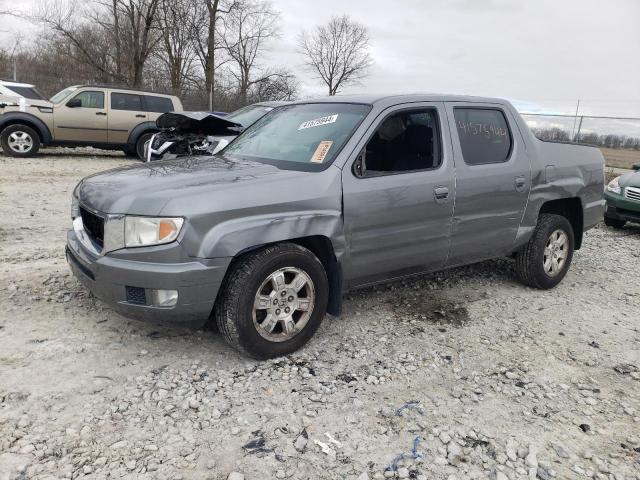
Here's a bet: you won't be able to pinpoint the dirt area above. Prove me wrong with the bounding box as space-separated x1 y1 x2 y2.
0 150 639 480
600 147 640 170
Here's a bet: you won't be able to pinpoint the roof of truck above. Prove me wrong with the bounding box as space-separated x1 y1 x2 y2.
293 93 510 105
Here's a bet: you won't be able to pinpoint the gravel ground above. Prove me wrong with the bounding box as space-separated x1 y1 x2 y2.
0 150 639 480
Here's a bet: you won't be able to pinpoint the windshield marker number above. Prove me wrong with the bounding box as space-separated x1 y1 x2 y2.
298 114 338 130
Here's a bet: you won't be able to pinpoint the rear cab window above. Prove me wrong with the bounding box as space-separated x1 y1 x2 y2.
5 86 45 100
111 92 143 111
453 108 512 165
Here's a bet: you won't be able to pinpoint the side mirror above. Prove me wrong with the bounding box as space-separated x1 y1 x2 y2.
633 163 640 171
66 98 82 108
353 150 367 178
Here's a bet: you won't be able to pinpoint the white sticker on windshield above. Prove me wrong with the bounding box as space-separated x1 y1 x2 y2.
298 114 338 130
310 141 333 163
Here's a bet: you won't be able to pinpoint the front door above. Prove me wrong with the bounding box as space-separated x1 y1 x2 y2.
54 90 108 142
342 103 455 287
445 103 531 267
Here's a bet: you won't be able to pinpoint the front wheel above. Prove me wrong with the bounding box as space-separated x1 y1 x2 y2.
135 132 154 160
1 124 41 157
604 215 626 229
214 243 329 359
514 214 575 289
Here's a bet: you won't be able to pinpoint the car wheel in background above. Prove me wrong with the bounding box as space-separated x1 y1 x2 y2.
214 243 329 359
0 124 41 157
604 215 626 229
135 132 154 160
514 214 575 289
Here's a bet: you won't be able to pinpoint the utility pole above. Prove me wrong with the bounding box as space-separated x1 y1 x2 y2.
571 99 580 141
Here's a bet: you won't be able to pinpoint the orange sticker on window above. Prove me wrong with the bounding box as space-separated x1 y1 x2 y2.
310 141 333 163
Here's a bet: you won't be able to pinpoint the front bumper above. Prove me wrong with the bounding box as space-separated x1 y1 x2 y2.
604 190 640 224
66 228 231 325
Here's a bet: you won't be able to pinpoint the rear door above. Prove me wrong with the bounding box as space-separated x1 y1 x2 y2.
342 102 455 286
445 103 531 266
53 89 108 142
107 92 147 144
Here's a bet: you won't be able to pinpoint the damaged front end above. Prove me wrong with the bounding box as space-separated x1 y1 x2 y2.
146 111 243 162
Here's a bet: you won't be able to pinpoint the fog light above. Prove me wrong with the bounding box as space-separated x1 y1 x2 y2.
150 289 178 307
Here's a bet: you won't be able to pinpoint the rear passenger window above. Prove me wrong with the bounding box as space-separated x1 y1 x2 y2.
144 96 173 113
453 108 512 165
111 93 143 111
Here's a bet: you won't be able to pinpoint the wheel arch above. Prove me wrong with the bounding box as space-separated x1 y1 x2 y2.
538 197 584 249
229 235 344 317
127 121 158 149
0 113 52 144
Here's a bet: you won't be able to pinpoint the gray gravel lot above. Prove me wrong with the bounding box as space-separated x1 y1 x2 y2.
0 150 639 480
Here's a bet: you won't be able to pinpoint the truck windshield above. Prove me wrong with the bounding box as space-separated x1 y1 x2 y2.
50 87 77 103
222 103 371 169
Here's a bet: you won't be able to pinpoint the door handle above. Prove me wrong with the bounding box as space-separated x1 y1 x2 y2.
95 112 107 116
434 186 449 203
515 176 527 192
136 114 146 118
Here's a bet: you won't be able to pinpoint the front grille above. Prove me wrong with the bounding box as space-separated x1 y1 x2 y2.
80 206 104 248
625 186 640 202
125 286 147 305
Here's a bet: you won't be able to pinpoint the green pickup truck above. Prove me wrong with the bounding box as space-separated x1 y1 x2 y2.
604 164 640 228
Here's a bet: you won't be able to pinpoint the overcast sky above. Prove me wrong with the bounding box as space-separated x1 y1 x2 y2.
4 0 640 117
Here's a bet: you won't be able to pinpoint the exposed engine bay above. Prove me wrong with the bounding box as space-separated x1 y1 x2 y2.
146 111 243 162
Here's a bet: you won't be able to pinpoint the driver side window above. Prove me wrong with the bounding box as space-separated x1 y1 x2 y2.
72 91 104 109
360 108 441 176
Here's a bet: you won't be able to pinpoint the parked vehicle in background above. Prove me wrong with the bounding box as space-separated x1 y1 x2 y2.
145 101 287 161
66 94 605 359
604 163 640 228
0 84 183 159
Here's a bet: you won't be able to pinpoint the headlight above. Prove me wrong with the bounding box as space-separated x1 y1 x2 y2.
124 217 184 247
606 177 622 194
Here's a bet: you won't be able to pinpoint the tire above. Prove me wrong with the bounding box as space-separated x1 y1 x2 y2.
0 124 41 157
214 243 329 359
604 215 626 229
135 132 154 160
514 214 575 289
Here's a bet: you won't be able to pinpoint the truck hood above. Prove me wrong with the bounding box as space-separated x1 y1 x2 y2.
76 155 314 216
0 96 53 109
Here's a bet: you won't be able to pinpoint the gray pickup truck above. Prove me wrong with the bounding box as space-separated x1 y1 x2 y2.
66 94 605 358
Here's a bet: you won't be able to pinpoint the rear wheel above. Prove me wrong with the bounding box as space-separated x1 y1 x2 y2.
214 243 329 359
514 214 574 289
604 215 626 229
1 124 40 157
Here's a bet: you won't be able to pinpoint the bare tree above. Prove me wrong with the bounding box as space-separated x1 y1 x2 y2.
189 0 237 109
222 0 282 103
156 0 198 95
299 15 373 95
34 0 162 87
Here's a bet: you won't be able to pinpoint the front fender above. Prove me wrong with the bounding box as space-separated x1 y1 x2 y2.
0 112 53 144
194 210 346 261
